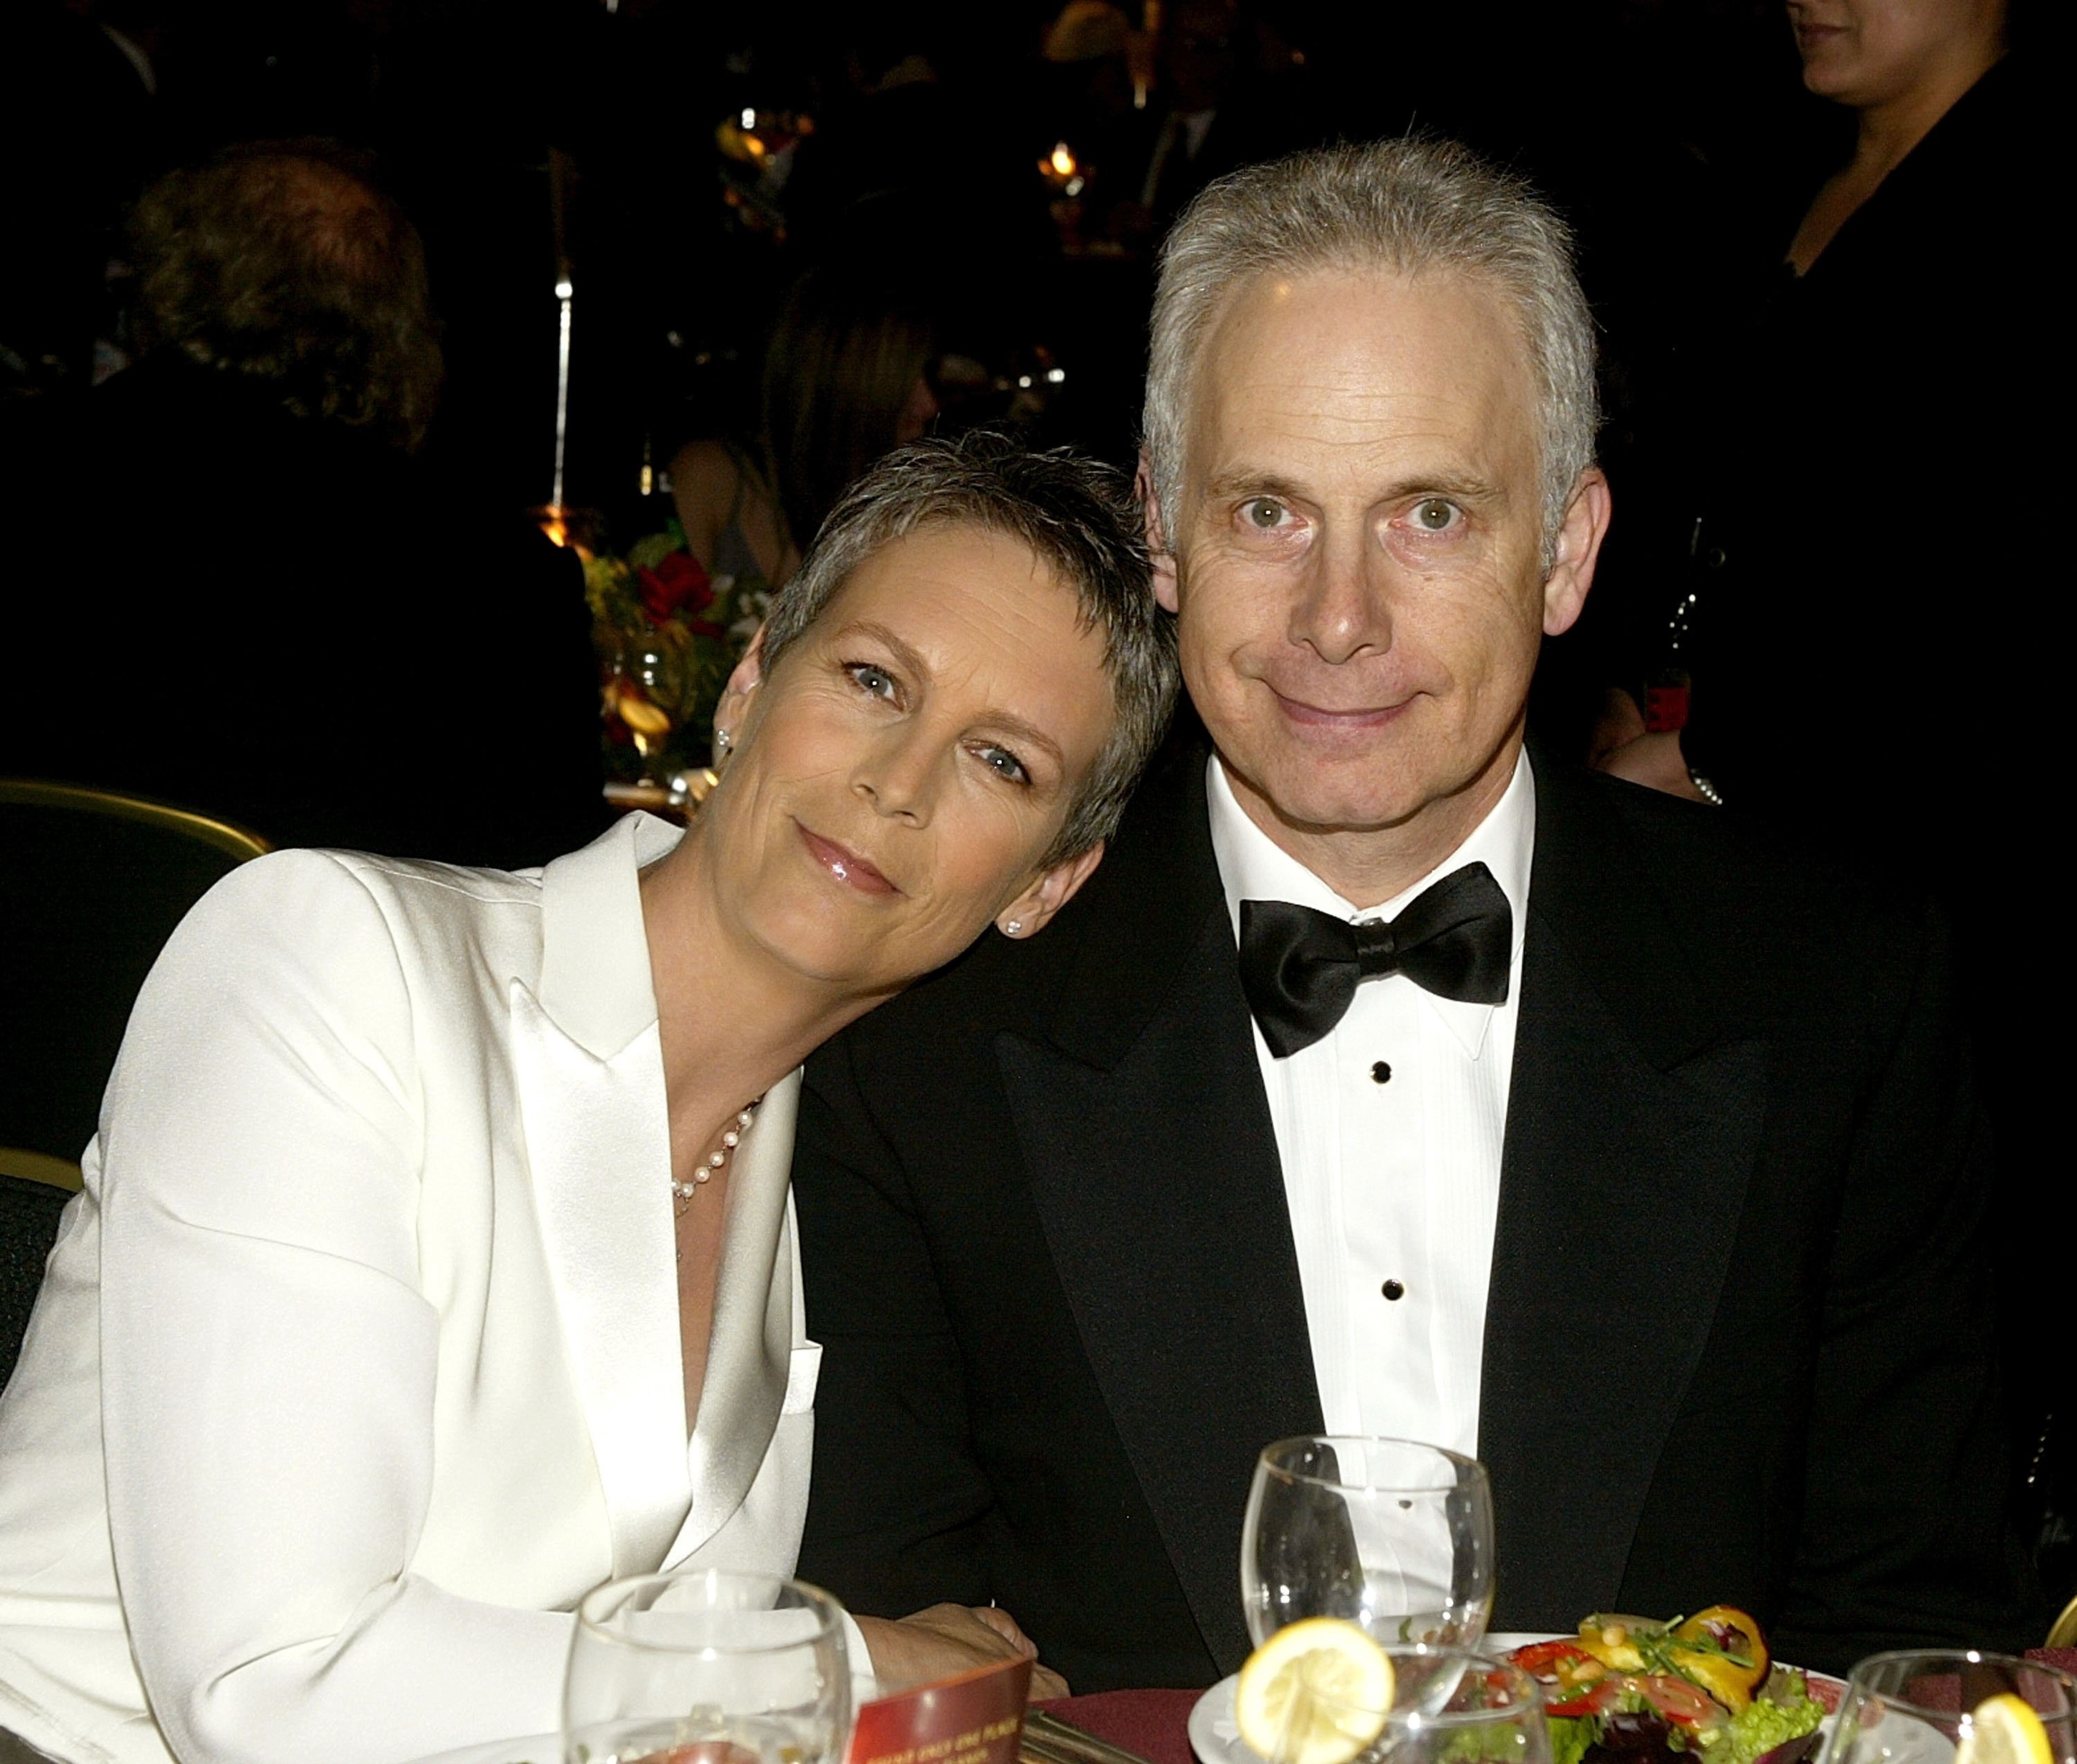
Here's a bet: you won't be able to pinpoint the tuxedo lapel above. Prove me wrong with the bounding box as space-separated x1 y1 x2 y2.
998 747 1321 1675
1480 763 1768 1627
512 813 695 1578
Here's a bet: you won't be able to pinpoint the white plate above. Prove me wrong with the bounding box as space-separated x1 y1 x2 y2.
1189 1635 1561 1764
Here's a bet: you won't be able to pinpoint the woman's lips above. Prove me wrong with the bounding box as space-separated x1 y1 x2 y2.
798 825 899 896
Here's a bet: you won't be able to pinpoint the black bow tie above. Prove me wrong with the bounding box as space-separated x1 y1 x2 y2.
1238 863 1513 1059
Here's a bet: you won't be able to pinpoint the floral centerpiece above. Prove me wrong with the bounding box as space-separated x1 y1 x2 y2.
582 520 771 780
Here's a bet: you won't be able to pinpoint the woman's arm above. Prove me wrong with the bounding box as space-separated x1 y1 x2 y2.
668 439 746 575
96 852 570 1764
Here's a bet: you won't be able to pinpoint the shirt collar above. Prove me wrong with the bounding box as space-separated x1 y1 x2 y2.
1207 748 1537 1059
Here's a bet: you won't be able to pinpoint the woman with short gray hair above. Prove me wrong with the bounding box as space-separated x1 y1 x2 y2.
0 433 1176 1764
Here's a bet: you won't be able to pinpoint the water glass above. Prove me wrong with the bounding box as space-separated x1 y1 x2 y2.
1819 1651 2076 1764
1243 1437 1494 1650
563 1569 851 1764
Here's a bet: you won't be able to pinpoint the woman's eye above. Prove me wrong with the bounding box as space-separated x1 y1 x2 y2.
975 745 1029 785
846 663 897 699
1410 497 1462 532
1243 497 1288 530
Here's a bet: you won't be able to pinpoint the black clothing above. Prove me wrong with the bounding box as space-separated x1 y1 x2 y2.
792 734 2028 1689
1681 57 2048 856
1659 59 2066 1593
0 355 606 868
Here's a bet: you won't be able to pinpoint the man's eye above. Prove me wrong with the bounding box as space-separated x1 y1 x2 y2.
1243 498 1287 530
1411 498 1461 532
975 744 1029 785
846 663 897 699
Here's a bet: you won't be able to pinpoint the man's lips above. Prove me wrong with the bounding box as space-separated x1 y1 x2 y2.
798 825 899 896
1270 687 1413 730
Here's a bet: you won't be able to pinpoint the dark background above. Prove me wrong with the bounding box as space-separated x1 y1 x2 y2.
3 0 1835 539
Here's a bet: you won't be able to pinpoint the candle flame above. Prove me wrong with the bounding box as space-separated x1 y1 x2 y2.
1050 143 1076 176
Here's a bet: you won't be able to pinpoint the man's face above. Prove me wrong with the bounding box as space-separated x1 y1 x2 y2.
1158 268 1599 869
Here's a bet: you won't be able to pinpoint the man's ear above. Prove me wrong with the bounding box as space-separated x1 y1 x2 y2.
1135 451 1180 614
715 623 768 742
1543 467 1612 637
996 841 1106 939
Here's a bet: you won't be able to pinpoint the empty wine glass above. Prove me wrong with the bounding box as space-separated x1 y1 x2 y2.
563 1569 851 1764
1819 1651 2076 1764
1243 1437 1494 1650
1256 1646 1548 1764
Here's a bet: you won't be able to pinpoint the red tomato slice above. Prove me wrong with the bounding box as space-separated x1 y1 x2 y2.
1581 1674 1729 1736
1510 1642 1609 1715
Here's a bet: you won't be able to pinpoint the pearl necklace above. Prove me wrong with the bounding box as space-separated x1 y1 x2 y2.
671 1099 761 1210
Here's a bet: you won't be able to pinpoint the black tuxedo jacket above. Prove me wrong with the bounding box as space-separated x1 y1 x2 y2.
792 736 2025 1688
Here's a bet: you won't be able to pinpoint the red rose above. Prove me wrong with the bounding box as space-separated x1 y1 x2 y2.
638 551 714 624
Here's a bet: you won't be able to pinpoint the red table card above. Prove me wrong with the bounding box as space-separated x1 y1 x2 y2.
845 1654 1033 1764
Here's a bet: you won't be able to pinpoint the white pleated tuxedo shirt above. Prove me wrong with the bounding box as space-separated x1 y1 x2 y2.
0 814 857 1764
1207 749 1534 1455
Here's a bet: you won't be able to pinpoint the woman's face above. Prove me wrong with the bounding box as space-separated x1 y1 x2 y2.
703 521 1117 996
1786 0 2004 107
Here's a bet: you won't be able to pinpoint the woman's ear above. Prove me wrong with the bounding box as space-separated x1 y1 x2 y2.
996 842 1106 940
714 624 768 747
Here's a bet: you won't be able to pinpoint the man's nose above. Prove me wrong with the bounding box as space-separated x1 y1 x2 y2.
851 724 939 824
1289 529 1392 665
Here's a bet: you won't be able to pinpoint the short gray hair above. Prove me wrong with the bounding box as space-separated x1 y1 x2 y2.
1144 136 1599 559
760 431 1178 863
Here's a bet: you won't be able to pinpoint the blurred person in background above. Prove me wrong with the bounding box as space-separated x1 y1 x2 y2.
670 261 939 593
1108 0 1314 246
0 140 605 867
1590 0 2067 1620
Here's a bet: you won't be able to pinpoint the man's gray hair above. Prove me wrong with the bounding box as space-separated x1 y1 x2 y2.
1144 136 1599 559
760 431 1178 863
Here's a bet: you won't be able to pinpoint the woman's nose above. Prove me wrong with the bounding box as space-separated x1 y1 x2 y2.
851 727 938 823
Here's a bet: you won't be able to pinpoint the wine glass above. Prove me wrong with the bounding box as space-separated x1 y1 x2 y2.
604 636 685 788
563 1569 852 1764
1255 1646 1548 1764
1818 1651 2076 1764
1243 1437 1494 1650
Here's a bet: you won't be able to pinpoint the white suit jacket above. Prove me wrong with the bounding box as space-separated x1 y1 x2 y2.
0 813 823 1764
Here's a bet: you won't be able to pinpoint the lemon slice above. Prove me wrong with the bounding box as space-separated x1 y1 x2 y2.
1234 1618 1395 1764
615 690 672 737
1956 1695 2056 1764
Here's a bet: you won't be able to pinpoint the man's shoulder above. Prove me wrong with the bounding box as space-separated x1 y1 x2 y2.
1544 757 1906 908
1530 755 1941 1016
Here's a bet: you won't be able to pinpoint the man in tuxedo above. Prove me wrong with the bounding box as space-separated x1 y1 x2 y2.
790 138 2024 1688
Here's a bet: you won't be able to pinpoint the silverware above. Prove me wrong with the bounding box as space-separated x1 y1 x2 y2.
1020 1708 1160 1764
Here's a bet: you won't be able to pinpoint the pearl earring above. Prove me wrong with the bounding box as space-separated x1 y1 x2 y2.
1004 919 1023 936
714 728 731 757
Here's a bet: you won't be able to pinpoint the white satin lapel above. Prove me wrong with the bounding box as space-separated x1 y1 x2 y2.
513 813 693 1577
669 1069 799 1563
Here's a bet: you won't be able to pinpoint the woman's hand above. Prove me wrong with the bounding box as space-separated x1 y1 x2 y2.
854 1604 1070 1700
